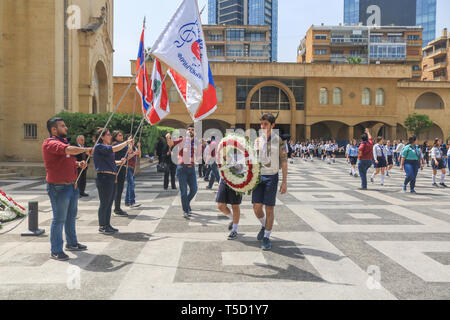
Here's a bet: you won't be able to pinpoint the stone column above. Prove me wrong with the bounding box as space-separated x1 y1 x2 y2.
348 126 354 140
389 125 397 141
305 125 311 141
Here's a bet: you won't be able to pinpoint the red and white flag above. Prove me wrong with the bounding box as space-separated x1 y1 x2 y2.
168 63 217 122
146 59 170 125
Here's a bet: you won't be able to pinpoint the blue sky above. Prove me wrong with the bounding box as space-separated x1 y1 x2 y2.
113 0 449 76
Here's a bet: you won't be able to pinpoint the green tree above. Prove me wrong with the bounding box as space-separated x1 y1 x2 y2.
347 56 362 64
54 112 174 156
404 113 433 137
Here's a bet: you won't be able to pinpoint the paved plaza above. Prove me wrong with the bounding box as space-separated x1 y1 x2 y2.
0 159 449 300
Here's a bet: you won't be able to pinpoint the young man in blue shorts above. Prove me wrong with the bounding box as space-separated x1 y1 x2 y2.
252 113 288 251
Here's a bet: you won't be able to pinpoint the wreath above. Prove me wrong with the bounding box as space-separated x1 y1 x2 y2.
0 189 26 225
216 134 261 195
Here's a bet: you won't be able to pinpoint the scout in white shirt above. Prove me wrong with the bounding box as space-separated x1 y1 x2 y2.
431 138 447 188
370 137 388 186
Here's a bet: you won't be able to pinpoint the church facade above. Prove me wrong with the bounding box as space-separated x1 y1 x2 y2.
0 0 114 161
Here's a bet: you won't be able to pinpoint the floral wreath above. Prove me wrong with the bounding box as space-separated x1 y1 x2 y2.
216 134 261 195
0 189 26 224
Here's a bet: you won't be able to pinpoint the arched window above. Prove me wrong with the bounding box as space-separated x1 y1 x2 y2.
216 86 223 103
319 88 328 105
333 88 342 105
362 88 371 106
376 88 385 106
169 86 179 103
250 86 290 110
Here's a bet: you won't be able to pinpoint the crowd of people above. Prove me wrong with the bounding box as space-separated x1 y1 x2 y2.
41 115 448 261
284 134 449 191
286 140 344 164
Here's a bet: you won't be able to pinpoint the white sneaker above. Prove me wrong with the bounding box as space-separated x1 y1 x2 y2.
131 203 141 208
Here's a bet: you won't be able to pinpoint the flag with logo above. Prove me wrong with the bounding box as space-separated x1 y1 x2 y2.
150 0 209 93
168 62 217 122
147 59 170 125
135 26 152 120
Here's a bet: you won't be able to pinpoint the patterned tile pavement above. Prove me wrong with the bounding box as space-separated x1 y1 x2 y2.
0 158 449 300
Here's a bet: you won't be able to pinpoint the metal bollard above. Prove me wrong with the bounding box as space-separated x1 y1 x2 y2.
21 201 45 236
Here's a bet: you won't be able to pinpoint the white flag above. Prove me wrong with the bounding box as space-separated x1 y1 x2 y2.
150 0 209 93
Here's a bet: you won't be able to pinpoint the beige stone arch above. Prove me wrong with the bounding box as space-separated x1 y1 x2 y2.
353 120 397 140
414 91 446 110
91 59 109 114
309 120 351 141
245 80 297 138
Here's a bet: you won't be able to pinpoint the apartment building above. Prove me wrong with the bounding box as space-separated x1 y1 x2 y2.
297 25 423 78
422 28 450 81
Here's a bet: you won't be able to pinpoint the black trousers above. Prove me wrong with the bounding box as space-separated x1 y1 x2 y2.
114 168 126 211
77 167 87 195
198 162 205 177
164 163 177 189
96 173 116 227
204 165 211 179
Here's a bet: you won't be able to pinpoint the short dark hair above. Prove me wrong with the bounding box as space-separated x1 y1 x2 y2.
187 124 194 129
260 113 276 124
211 136 216 140
47 117 64 134
376 136 383 143
361 133 368 142
408 136 417 145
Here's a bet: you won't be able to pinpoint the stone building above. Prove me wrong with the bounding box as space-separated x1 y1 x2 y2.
114 60 450 143
0 0 114 162
422 28 450 81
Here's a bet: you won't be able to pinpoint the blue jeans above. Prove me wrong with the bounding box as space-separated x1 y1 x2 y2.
208 162 221 188
47 184 79 254
394 153 400 166
404 160 420 191
358 159 373 189
176 165 198 213
125 167 136 205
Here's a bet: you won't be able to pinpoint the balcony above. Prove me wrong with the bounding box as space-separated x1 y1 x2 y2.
425 48 447 59
425 62 448 72
369 55 406 61
330 38 368 45
370 39 406 45
206 35 224 42
433 75 448 81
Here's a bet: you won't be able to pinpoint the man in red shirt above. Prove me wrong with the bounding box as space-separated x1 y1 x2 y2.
166 124 198 219
357 128 374 190
42 117 92 261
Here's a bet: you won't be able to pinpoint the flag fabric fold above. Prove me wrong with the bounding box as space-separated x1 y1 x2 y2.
147 59 170 125
150 0 209 93
168 62 217 122
135 26 169 125
135 27 152 121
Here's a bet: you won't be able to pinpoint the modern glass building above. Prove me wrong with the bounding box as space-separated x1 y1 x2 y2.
416 0 437 47
343 0 436 47
208 0 278 61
